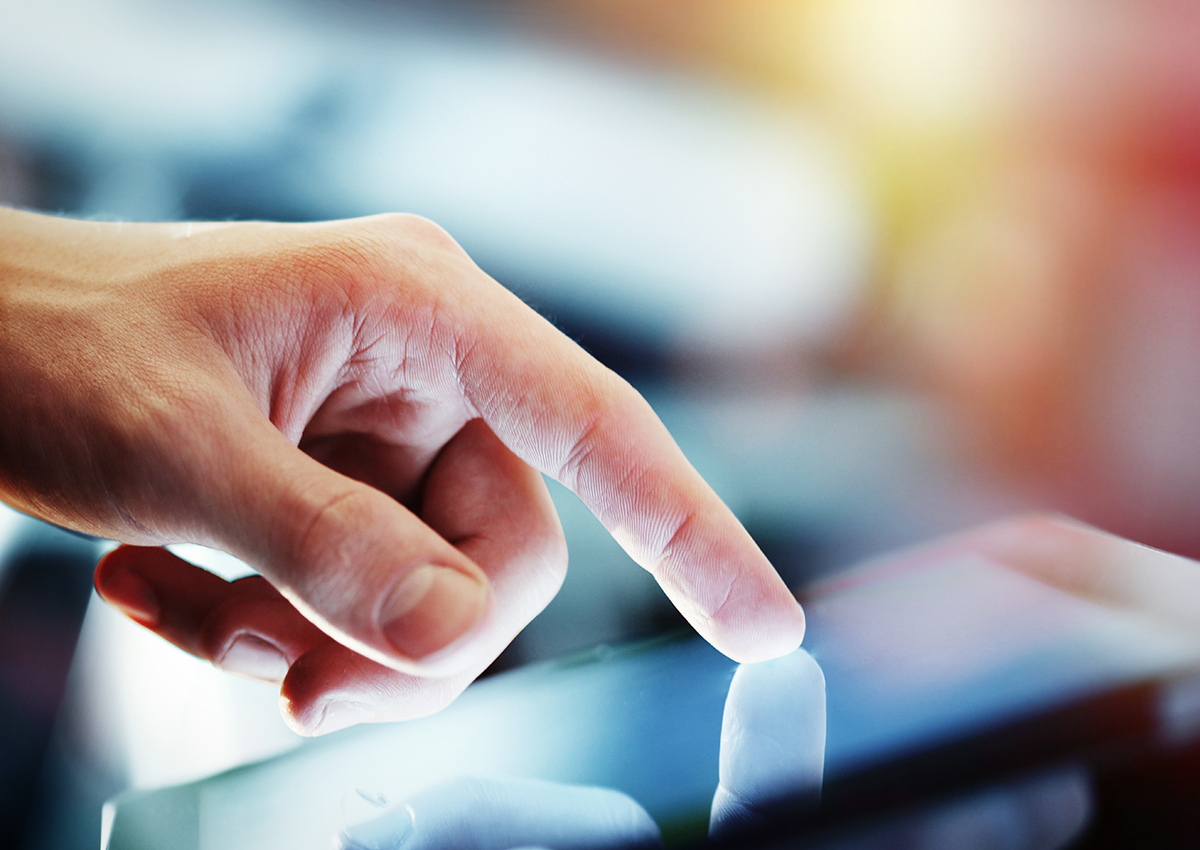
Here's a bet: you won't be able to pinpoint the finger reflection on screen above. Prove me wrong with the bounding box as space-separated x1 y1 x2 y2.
710 647 826 839
335 776 661 850
332 645 1091 850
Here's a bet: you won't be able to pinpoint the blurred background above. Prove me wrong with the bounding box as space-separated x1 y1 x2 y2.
3 0 1200 847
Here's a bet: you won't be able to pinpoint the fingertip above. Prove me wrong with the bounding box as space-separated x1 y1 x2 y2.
310 700 377 737
279 691 315 737
281 686 380 739
705 590 806 664
734 646 825 696
281 640 480 738
646 508 806 664
278 665 338 736
278 651 328 736
740 601 807 664
713 646 825 838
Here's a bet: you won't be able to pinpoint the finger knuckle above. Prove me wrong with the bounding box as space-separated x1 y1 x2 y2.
380 213 463 254
289 487 382 599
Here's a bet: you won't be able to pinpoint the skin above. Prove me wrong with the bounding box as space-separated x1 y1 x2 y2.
0 207 804 735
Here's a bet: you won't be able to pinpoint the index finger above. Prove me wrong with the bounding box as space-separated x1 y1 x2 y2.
456 282 805 663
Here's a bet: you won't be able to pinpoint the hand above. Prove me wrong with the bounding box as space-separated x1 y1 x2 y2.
0 207 804 733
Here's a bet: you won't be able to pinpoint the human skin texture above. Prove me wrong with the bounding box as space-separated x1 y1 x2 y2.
0 207 804 735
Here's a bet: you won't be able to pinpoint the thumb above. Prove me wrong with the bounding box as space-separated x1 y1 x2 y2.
192 406 491 676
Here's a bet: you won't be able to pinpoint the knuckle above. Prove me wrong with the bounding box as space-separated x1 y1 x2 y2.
288 216 473 340
331 214 467 282
288 487 382 600
296 487 369 555
555 375 644 490
558 411 604 490
658 508 701 570
198 596 283 663
289 232 392 305
197 602 246 662
382 213 463 253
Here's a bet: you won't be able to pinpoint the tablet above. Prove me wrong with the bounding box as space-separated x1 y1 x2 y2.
103 517 1200 850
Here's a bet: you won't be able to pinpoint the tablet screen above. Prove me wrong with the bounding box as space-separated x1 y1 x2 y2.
105 532 1200 850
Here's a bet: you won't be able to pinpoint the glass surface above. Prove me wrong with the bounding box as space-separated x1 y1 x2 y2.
103 523 1200 850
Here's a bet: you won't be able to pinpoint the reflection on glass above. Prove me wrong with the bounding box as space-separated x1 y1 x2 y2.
104 518 1200 850
337 649 826 850
336 648 1089 850
338 776 661 850
709 650 825 838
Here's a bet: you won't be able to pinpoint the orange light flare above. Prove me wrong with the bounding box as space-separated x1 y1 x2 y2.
874 0 1200 555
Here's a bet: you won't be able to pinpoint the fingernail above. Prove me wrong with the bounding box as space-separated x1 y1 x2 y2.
218 634 289 683
381 564 487 660
314 700 375 737
99 567 160 625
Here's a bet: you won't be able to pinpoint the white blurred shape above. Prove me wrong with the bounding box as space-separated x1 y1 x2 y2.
0 0 323 152
812 554 1200 699
82 158 182 221
101 800 117 850
1160 672 1200 746
1 0 870 352
63 594 300 791
325 34 870 351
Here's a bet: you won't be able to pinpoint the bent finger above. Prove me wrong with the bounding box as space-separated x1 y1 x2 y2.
95 545 327 682
279 419 565 730
167 391 492 676
96 546 484 729
188 390 564 681
420 418 567 658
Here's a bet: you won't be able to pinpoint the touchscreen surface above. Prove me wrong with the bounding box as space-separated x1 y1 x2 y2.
105 540 1200 850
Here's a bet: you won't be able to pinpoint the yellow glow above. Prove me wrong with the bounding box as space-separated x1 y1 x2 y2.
808 0 1014 130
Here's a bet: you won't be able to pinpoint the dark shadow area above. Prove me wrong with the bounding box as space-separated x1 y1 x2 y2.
0 520 98 849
